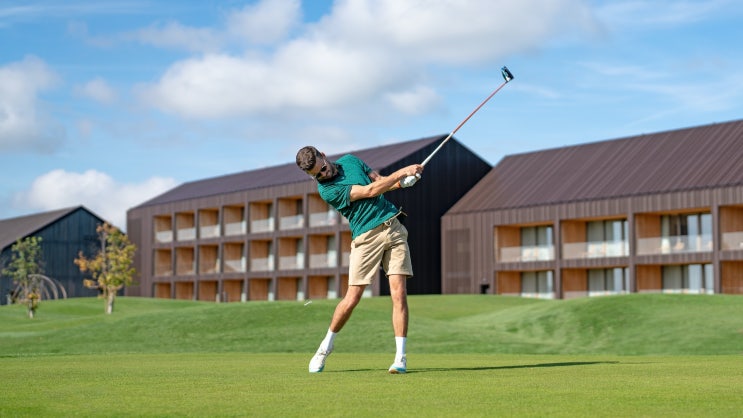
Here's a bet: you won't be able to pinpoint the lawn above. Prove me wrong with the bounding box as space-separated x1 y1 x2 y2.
1 294 742 417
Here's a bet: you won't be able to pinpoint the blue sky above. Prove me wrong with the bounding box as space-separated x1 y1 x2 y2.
2 0 743 229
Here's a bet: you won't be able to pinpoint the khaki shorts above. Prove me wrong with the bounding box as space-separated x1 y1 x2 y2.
348 217 413 286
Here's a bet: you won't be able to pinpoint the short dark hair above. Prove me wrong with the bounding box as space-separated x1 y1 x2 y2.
296 146 320 171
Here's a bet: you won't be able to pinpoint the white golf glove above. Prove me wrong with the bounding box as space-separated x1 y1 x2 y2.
400 174 421 188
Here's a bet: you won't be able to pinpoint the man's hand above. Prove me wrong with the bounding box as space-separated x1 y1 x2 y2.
398 164 423 188
400 174 420 188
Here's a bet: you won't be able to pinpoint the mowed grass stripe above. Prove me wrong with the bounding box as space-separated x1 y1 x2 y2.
2 353 742 417
1 294 743 356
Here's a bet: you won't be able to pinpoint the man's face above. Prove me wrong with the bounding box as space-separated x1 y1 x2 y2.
307 154 334 181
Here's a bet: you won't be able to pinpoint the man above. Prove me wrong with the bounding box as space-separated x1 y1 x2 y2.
296 146 423 374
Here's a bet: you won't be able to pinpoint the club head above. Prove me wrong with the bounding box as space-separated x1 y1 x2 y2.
501 66 514 82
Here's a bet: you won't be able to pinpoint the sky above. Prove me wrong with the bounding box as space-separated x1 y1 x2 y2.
2 0 743 230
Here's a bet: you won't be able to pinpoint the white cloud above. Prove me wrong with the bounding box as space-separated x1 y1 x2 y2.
0 56 64 153
76 77 117 104
128 0 301 52
15 169 179 230
132 21 222 53
138 0 600 120
226 0 301 44
384 86 441 115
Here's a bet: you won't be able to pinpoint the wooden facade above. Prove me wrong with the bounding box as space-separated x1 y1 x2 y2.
441 120 743 299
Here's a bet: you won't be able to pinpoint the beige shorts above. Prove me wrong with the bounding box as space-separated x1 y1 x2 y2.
348 217 413 286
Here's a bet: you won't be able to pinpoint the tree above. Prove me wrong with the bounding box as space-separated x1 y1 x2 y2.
2 237 44 318
75 223 136 314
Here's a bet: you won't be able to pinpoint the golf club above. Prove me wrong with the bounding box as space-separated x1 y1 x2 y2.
400 66 514 188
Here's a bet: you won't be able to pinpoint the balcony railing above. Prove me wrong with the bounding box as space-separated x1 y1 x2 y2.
251 257 274 272
309 253 338 268
177 228 196 241
224 221 246 236
224 258 246 273
499 245 554 262
721 231 743 250
155 230 173 243
278 255 304 270
251 218 274 233
562 241 629 259
309 211 337 227
279 214 304 230
199 225 220 239
636 234 712 255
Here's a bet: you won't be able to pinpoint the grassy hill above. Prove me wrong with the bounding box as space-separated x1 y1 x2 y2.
1 293 742 356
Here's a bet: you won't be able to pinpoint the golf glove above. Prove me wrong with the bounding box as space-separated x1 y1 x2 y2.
400 174 421 188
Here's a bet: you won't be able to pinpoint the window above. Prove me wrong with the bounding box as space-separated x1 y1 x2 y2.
662 264 714 294
521 271 554 299
521 226 554 261
587 220 629 257
588 268 629 296
661 213 712 252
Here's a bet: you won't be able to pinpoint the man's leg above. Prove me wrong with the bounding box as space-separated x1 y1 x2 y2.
329 284 366 332
388 275 408 337
388 274 408 374
309 285 366 373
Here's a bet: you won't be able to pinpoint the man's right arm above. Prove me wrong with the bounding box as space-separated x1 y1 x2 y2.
348 164 423 202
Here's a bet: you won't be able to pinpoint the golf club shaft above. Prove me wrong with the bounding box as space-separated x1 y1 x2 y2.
421 78 510 167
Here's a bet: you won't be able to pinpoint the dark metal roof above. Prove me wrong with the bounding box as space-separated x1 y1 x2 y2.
0 206 104 251
448 119 743 213
135 135 445 207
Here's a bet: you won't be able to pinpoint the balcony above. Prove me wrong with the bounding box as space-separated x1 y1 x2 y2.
224 221 246 236
278 255 303 270
309 252 338 268
721 231 743 250
251 218 274 233
636 234 712 255
309 210 337 227
562 240 629 259
499 245 554 262
199 225 220 239
279 214 304 230
177 228 196 241
251 256 274 272
155 230 173 243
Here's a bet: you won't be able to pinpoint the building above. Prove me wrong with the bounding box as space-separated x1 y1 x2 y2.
441 119 743 298
125 136 491 302
0 206 107 304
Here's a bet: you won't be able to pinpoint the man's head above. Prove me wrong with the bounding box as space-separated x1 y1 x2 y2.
296 146 334 181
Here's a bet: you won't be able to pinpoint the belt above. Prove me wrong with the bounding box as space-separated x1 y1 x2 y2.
383 208 407 227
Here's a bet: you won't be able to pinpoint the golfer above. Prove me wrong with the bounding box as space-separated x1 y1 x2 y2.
296 146 423 374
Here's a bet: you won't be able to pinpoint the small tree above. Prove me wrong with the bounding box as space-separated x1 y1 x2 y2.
2 237 44 318
75 223 136 314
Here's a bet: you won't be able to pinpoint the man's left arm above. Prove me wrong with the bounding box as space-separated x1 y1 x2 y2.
348 165 422 202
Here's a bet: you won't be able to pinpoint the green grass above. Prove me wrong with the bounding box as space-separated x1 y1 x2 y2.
1 294 742 417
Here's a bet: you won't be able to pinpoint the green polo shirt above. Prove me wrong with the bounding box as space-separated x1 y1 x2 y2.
317 154 398 239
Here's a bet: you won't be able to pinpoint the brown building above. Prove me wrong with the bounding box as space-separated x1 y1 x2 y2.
126 136 491 302
441 119 743 298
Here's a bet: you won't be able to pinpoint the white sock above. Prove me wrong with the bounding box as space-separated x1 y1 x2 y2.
395 336 406 359
321 329 337 351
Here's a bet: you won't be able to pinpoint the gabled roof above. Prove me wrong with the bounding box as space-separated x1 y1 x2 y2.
448 119 743 214
135 135 445 207
0 206 104 251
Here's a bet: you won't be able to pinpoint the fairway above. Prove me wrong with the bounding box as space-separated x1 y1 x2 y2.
1 295 742 416
2 353 742 417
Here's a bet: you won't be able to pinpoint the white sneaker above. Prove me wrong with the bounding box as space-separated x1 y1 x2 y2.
309 345 333 373
388 356 406 374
